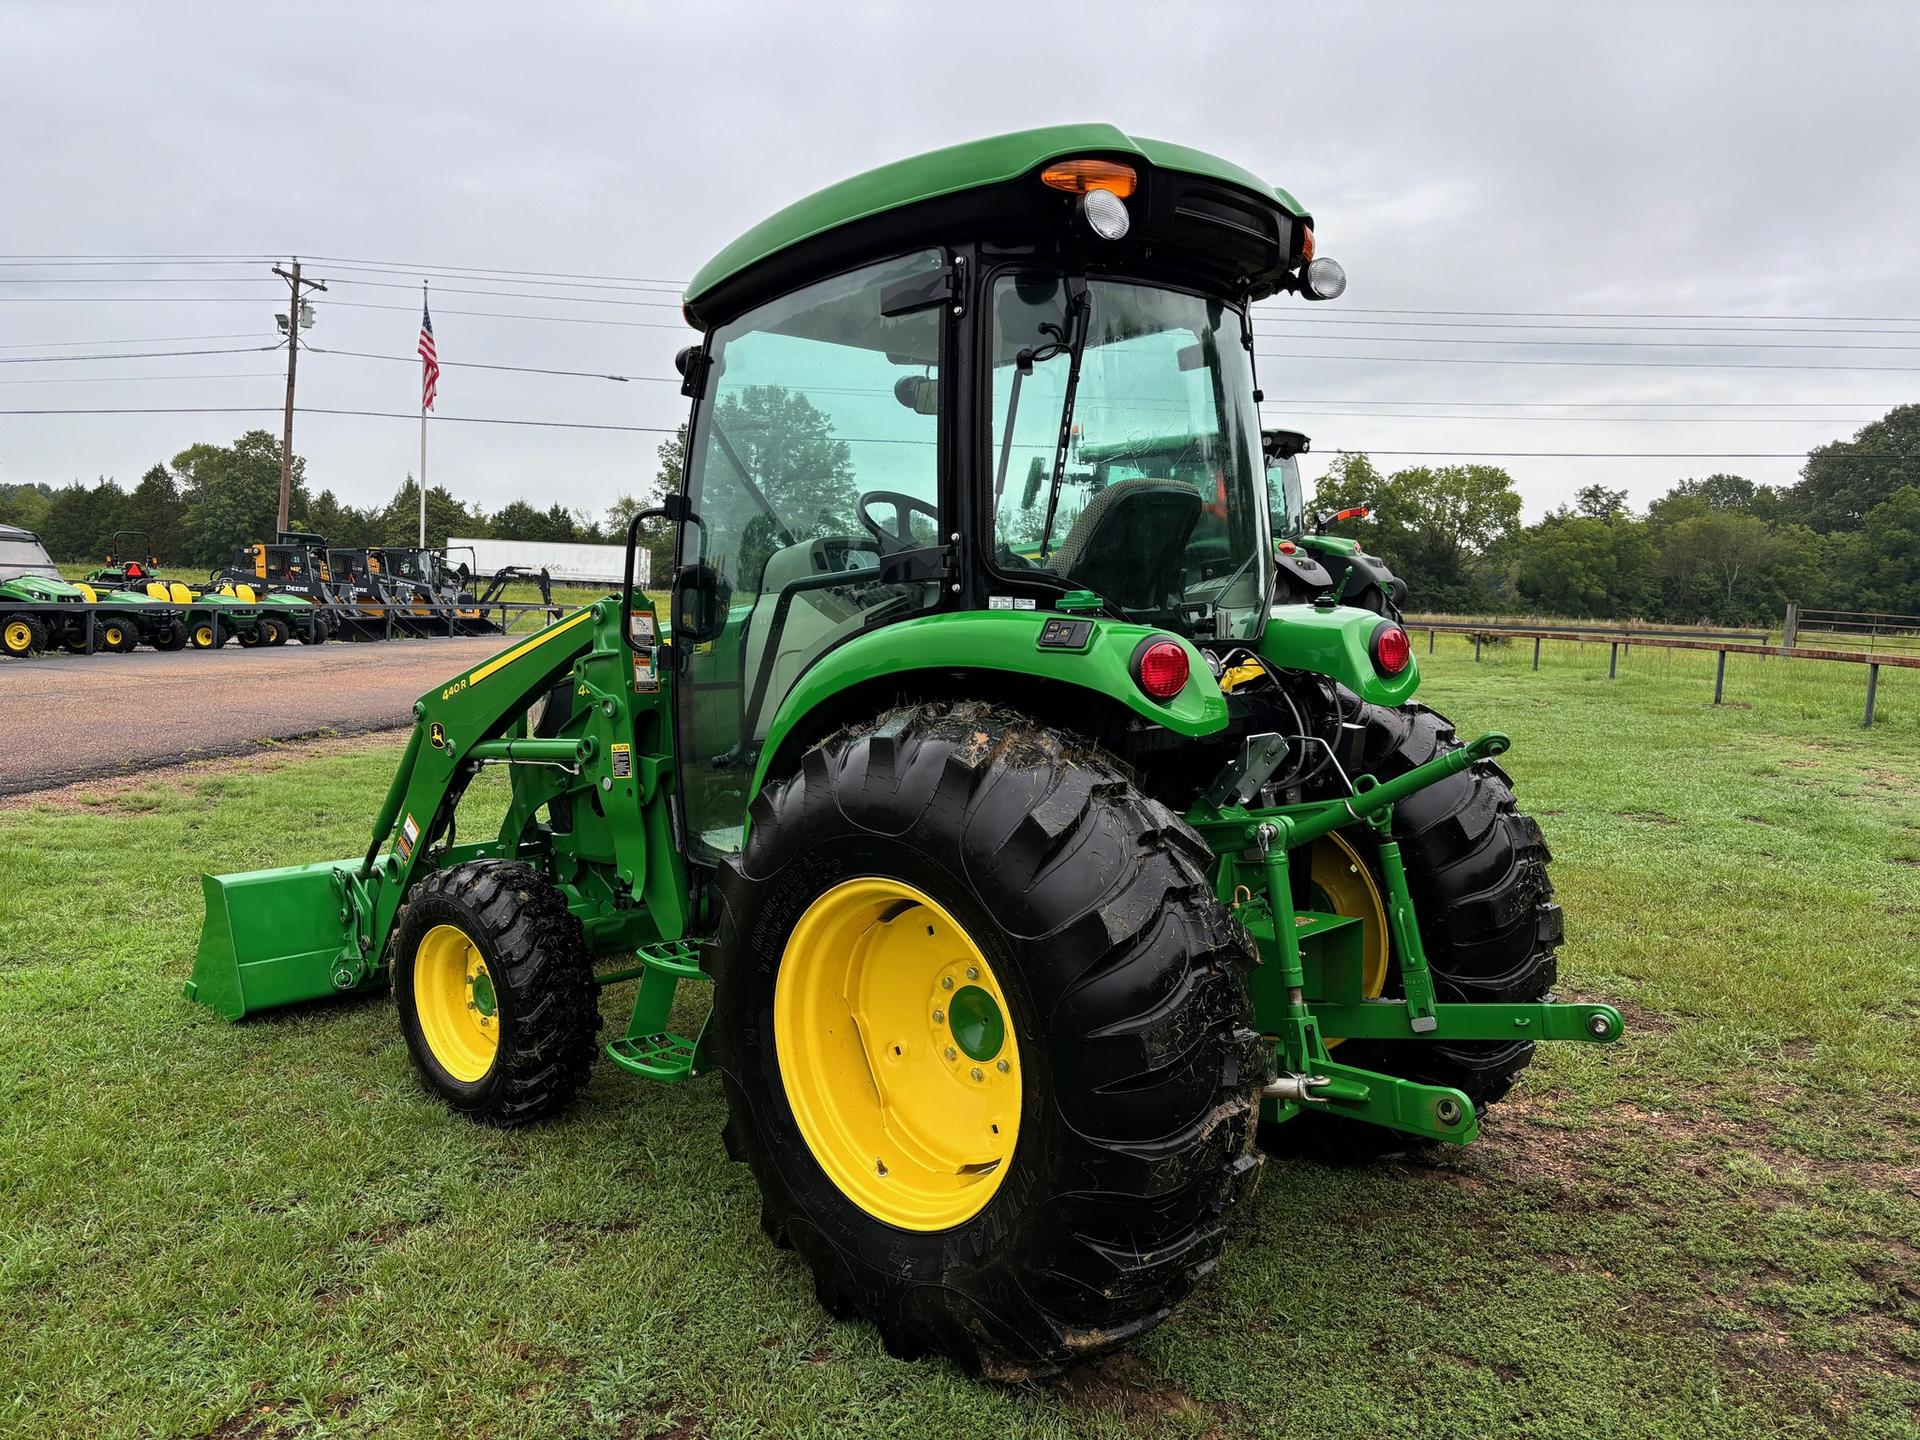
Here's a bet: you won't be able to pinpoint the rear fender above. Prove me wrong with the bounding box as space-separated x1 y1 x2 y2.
751 610 1230 797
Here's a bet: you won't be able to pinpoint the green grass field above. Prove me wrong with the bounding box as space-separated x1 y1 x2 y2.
1 636 1915 1439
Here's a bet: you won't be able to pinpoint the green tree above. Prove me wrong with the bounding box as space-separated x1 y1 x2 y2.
175 430 307 565
1824 485 1920 616
127 463 186 560
607 422 688 586
1313 456 1522 611
376 476 489 548
1574 483 1630 520
1508 512 1654 617
1646 473 1783 530
711 386 856 584
0 482 53 534
1791 404 1920 532
38 478 129 561
1654 511 1819 624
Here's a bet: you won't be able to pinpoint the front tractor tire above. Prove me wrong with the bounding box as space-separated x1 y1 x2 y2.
392 860 601 1127
1278 702 1562 1159
709 703 1266 1379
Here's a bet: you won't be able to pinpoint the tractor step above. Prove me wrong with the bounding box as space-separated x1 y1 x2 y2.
635 938 706 980
606 1030 697 1082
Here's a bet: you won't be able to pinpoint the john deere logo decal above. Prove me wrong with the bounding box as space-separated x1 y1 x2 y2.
429 722 448 749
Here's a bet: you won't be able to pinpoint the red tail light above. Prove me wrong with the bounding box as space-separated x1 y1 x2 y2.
1372 622 1412 676
1133 638 1190 701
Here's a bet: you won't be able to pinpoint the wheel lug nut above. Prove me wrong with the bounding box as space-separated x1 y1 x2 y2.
944 1046 957 1061
940 976 953 990
997 1059 1010 1073
965 966 978 981
932 1009 945 1024
970 1067 984 1082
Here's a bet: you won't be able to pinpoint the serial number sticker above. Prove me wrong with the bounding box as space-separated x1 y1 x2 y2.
611 742 633 779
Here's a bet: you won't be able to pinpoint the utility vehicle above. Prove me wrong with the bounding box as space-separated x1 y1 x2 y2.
0 523 149 656
190 125 1610 1378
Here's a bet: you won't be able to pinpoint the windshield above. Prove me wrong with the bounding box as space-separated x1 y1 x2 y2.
0 535 59 582
989 275 1270 639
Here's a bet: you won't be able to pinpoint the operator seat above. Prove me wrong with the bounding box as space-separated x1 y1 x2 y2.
1045 478 1202 614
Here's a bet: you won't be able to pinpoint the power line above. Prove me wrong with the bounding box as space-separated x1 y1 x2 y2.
1255 313 1920 337
0 331 266 350
1256 350 1920 373
1260 331 1920 353
299 253 687 290
0 293 693 329
1260 396 1913 407
0 370 283 386
0 344 279 364
1256 304 1920 325
320 276 681 309
1259 408 1881 424
304 345 661 382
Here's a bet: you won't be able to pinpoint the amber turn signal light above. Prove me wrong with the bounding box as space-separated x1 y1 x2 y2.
1040 159 1138 198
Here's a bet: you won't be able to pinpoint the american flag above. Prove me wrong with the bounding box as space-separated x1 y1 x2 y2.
417 300 439 411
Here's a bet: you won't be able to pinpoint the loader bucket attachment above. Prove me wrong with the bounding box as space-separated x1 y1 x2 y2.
186 859 366 1020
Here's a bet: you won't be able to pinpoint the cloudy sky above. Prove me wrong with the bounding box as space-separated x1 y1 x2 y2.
5 0 1918 523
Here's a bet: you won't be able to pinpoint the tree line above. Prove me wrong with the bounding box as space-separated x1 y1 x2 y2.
0 425 687 575
4 402 1915 624
1309 402 1920 623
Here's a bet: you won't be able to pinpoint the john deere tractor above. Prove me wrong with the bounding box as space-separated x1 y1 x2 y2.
189 125 1606 1378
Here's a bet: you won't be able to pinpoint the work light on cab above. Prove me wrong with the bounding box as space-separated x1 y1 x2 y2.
1132 637 1190 701
1371 621 1413 676
1304 255 1347 301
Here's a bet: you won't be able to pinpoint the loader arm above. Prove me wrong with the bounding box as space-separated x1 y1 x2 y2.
188 598 687 1019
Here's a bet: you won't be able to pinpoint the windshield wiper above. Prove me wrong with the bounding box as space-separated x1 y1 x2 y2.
1036 279 1092 564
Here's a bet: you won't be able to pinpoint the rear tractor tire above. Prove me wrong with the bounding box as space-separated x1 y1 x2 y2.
708 702 1266 1379
392 860 601 1126
1269 702 1562 1160
3 615 47 659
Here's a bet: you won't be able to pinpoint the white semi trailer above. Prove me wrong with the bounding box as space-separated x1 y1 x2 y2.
446 537 643 587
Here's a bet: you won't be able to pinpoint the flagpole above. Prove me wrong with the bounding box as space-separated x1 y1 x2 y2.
418 279 428 549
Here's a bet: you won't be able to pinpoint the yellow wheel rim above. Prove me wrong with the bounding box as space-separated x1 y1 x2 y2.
4 620 29 652
104 626 125 648
1310 833 1391 1044
194 625 214 647
775 878 1020 1232
413 923 501 1083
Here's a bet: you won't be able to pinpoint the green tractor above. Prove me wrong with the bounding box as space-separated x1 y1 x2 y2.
188 125 1608 1378
1 523 154 656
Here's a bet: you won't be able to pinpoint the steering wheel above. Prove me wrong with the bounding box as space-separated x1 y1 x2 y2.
857 490 940 555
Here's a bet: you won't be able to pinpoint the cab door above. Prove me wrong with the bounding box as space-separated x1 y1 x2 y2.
669 250 948 863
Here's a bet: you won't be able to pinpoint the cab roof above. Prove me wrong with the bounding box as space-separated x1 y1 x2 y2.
684 124 1306 315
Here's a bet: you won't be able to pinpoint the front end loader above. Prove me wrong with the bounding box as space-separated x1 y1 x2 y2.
189 125 1619 1379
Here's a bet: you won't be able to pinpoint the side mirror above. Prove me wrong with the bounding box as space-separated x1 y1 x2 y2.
670 563 731 644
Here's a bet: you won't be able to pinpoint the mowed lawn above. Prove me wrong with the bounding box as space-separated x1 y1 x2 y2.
0 636 1915 1440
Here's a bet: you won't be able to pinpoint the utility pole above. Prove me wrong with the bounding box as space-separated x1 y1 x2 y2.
272 259 327 536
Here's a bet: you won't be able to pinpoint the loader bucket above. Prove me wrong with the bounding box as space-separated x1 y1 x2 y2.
186 859 365 1020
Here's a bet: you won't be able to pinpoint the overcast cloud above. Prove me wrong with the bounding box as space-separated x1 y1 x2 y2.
4 0 1919 522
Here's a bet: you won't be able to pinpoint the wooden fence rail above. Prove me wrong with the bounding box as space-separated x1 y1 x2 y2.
1419 622 1918 729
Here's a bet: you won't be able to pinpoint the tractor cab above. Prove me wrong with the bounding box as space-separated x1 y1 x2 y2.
660 126 1348 857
